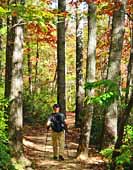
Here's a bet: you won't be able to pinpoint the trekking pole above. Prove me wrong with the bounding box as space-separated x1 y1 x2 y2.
65 130 69 158
44 128 49 154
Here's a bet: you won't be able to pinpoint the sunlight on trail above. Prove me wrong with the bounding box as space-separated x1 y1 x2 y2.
23 113 107 170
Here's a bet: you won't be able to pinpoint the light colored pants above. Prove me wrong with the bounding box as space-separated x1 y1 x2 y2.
52 130 65 157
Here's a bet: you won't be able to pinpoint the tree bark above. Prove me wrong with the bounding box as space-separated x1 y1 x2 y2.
5 13 16 98
75 1 84 127
103 0 127 147
9 17 24 159
7 0 28 163
34 38 39 91
111 17 133 170
57 0 66 113
27 42 33 94
77 2 96 160
0 18 2 82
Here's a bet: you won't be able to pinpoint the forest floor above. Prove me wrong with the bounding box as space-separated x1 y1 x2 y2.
23 112 108 170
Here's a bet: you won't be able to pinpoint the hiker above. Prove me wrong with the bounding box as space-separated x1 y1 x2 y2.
46 104 67 160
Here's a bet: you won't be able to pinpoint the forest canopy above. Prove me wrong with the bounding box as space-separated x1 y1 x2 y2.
0 0 132 170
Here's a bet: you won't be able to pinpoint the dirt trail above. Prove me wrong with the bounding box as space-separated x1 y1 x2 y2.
23 113 107 170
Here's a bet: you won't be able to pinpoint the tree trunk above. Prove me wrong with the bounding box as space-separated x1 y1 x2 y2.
103 0 127 147
111 94 133 170
57 0 66 113
5 14 16 98
9 17 24 159
75 1 84 127
77 2 96 160
7 0 31 165
0 18 2 82
111 18 133 170
27 42 33 94
34 38 39 90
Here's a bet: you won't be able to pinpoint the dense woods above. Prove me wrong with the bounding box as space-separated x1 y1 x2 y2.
0 0 132 170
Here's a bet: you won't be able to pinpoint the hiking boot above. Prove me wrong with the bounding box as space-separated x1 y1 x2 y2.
53 156 58 160
59 155 64 161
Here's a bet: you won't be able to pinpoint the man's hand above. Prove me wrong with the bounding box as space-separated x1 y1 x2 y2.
46 119 51 131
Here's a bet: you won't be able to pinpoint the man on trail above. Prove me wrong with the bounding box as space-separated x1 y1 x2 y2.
46 104 67 160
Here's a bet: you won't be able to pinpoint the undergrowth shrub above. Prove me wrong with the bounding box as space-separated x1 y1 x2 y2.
101 125 133 169
0 97 15 170
23 87 56 124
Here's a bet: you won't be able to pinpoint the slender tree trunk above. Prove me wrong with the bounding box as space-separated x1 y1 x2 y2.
0 18 2 82
57 0 66 113
111 19 133 170
27 42 32 94
34 38 39 90
103 0 127 147
101 16 112 80
75 1 84 127
77 2 96 160
5 14 16 98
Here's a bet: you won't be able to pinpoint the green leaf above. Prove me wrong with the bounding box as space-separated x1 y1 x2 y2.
0 7 7 15
100 148 113 159
0 26 7 35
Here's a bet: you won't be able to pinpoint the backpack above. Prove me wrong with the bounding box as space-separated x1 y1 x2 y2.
51 113 65 132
